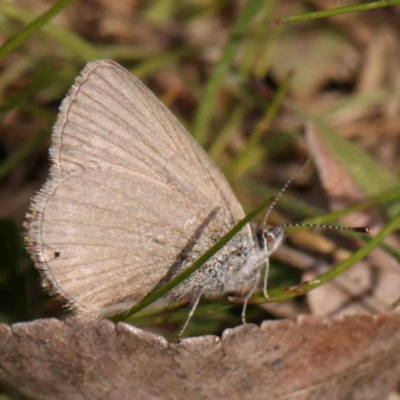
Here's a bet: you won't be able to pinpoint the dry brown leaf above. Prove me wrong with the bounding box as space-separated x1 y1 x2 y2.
304 123 400 316
270 20 359 100
305 123 364 212
1 315 400 400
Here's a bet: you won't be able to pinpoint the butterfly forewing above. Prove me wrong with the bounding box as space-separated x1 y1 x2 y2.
25 60 252 318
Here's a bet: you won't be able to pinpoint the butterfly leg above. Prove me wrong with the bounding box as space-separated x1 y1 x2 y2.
176 288 204 340
241 271 260 325
262 257 270 300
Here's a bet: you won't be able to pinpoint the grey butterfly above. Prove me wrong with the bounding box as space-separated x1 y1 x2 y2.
24 60 287 335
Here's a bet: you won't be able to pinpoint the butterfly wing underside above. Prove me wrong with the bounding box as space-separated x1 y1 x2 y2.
25 60 252 318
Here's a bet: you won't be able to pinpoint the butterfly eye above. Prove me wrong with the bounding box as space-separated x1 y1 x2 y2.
265 232 276 251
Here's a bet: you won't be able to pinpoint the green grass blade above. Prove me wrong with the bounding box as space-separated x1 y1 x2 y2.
0 58 30 96
230 71 293 177
274 0 400 25
0 2 102 61
130 47 195 78
302 186 400 225
0 129 50 180
208 104 247 161
192 0 264 145
239 1 278 79
0 63 56 113
0 0 72 60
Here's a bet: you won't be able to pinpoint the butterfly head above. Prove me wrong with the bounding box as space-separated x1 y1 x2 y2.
256 225 285 255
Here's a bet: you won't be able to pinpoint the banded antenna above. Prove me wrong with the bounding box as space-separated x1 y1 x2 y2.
262 157 369 234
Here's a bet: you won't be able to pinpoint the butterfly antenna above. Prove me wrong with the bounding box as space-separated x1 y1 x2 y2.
280 222 369 234
262 156 370 234
262 157 311 226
